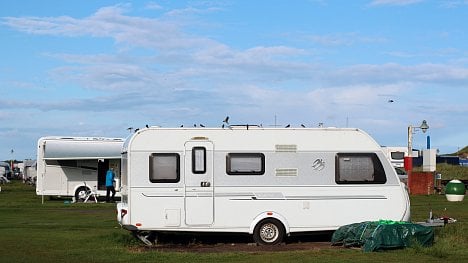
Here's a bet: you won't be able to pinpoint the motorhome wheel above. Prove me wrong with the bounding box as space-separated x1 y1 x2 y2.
253 218 285 245
75 186 89 202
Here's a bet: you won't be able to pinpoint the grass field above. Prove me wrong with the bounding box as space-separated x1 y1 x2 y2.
0 181 467 263
433 163 468 180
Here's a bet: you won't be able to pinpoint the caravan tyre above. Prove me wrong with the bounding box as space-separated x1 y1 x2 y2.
253 218 285 245
75 186 88 202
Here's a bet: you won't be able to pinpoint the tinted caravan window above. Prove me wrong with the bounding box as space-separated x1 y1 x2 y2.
149 153 180 183
226 153 265 175
336 153 386 184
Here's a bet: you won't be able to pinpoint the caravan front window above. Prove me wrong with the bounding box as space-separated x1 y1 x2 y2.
149 153 180 183
226 153 265 175
335 153 386 184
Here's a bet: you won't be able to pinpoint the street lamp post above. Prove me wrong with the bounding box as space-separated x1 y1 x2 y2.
406 120 429 193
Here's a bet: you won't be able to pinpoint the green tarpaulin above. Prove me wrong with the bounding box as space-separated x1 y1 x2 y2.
331 220 434 252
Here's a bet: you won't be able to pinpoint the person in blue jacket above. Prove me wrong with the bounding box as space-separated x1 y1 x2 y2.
105 168 116 202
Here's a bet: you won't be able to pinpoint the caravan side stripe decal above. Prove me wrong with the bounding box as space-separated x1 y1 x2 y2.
141 192 387 200
225 195 387 201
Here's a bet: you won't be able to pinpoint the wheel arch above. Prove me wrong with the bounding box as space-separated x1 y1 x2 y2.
73 183 89 195
73 184 91 201
249 211 290 235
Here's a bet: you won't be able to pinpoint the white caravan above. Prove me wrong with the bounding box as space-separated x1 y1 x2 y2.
117 127 410 245
36 137 124 201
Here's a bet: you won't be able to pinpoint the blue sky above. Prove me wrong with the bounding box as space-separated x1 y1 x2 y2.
0 0 467 160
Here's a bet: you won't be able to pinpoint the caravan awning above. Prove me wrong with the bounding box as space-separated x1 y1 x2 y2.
43 139 123 160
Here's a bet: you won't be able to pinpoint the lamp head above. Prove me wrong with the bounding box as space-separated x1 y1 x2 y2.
420 120 429 133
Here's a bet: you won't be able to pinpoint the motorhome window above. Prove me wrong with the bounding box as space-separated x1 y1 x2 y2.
192 147 206 174
390 152 405 160
335 153 386 184
226 153 265 175
149 153 180 183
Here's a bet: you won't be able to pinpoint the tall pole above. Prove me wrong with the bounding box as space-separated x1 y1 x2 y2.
10 149 14 178
406 120 429 194
407 126 413 193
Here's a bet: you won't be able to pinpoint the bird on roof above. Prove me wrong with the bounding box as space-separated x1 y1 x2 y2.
223 116 229 124
145 124 149 128
388 99 395 103
301 124 306 128
200 124 205 127
285 124 290 128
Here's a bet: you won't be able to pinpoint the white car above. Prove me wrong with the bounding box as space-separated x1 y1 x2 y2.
395 167 408 183
0 174 10 184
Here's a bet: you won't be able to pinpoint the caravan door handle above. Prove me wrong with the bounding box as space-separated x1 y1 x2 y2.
200 181 211 187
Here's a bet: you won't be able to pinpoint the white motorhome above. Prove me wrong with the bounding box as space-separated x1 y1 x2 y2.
117 127 410 245
381 146 408 168
23 159 37 184
36 137 124 201
381 146 422 168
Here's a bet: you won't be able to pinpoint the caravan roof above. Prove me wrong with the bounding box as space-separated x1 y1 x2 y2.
126 127 381 152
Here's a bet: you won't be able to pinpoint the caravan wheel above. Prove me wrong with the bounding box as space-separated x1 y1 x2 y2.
75 187 88 202
253 218 285 245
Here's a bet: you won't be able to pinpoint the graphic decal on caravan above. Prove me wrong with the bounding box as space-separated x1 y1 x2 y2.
312 158 326 171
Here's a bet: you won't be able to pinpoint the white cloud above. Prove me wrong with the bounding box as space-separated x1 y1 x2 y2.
1 3 467 158
307 33 387 46
145 2 163 10
326 63 468 86
439 0 468 8
369 0 424 6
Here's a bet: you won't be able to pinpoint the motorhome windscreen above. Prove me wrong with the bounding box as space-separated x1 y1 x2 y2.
149 153 180 183
335 153 386 184
226 153 265 175
390 152 405 160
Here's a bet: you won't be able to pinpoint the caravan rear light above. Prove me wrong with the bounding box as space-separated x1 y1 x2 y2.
267 212 273 216
136 223 142 227
121 209 127 218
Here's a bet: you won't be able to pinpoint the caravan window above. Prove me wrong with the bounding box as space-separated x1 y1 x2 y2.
149 153 180 183
226 153 265 175
192 147 206 174
335 153 386 184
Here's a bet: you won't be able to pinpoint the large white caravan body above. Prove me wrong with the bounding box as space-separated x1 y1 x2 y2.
118 127 410 244
36 137 124 200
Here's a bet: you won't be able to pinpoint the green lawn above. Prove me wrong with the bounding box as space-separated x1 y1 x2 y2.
0 181 467 262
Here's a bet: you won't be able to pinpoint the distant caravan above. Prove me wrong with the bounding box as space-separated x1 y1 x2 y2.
117 126 410 245
36 137 124 201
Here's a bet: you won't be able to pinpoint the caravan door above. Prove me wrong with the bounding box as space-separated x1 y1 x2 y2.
184 140 214 225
